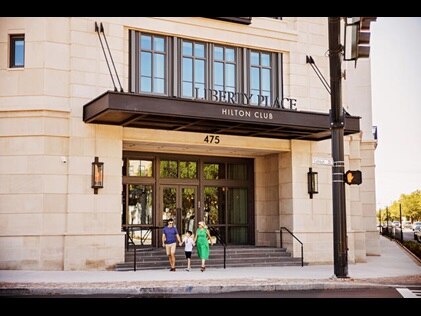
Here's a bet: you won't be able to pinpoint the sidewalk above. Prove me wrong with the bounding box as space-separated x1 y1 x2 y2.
1 236 420 296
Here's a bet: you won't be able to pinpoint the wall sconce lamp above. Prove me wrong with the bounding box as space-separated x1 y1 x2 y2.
307 167 318 199
92 156 104 194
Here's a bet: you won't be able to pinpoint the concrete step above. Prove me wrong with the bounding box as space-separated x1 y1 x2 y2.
115 245 303 271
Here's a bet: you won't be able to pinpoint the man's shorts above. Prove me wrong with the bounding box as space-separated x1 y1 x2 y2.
165 243 176 255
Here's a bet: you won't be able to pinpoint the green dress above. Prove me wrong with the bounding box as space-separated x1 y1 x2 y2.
196 228 210 259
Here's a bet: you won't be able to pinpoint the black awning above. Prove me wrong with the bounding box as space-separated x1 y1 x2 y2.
83 91 360 141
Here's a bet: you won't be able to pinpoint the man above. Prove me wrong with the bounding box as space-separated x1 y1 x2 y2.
162 218 181 271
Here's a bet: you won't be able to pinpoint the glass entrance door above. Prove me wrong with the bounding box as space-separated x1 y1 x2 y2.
161 185 197 238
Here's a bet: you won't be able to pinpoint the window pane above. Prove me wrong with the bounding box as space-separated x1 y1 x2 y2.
214 46 223 60
204 163 225 180
182 82 193 97
227 188 247 224
128 184 153 226
154 53 165 78
261 53 270 67
128 159 153 177
154 78 165 93
225 48 235 62
204 186 226 225
194 83 205 98
225 64 235 88
262 90 271 104
195 59 205 83
140 76 151 92
213 62 223 86
182 57 192 81
140 52 151 76
182 41 193 56
179 161 197 179
228 163 247 180
250 67 260 90
140 35 151 50
250 52 259 65
153 36 165 52
160 160 178 178
261 68 271 91
251 89 259 104
14 39 24 66
228 226 247 244
214 84 223 91
195 43 205 58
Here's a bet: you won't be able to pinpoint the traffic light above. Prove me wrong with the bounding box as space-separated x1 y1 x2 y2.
345 170 362 185
356 17 377 58
346 17 377 61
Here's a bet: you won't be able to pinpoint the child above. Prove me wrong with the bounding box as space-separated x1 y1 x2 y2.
179 230 194 271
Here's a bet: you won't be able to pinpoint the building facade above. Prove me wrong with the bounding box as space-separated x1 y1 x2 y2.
0 17 379 270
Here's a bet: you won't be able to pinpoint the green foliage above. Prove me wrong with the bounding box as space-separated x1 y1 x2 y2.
402 240 421 260
377 189 421 222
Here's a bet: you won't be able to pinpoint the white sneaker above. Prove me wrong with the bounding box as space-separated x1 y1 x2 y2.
185 268 190 271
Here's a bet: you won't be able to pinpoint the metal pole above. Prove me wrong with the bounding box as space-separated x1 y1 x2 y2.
328 17 349 278
399 203 403 242
386 207 390 236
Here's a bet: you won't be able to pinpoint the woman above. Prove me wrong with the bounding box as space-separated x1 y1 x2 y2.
194 221 213 271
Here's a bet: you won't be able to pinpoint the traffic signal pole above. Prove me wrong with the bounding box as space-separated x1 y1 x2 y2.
328 17 349 278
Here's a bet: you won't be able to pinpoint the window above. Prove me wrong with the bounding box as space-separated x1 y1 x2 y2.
139 34 167 94
213 45 236 94
181 40 206 98
249 50 272 106
130 31 283 107
127 159 153 177
160 159 198 179
10 34 25 68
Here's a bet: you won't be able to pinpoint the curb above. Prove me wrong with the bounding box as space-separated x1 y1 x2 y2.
0 280 393 296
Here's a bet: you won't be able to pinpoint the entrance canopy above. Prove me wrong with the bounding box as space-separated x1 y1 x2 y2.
83 91 360 141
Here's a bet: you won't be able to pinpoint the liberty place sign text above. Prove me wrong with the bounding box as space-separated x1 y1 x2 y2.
194 88 298 110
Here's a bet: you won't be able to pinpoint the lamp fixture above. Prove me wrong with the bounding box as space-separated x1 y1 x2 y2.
307 167 318 199
92 156 104 194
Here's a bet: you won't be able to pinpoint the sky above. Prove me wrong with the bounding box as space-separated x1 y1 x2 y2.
370 17 421 209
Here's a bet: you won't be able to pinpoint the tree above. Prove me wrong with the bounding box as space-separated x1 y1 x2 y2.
400 190 421 221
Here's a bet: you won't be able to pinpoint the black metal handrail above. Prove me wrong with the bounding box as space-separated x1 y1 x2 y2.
280 227 304 267
208 226 227 269
122 225 161 271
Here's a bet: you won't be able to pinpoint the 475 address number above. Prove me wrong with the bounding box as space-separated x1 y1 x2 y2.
204 135 220 144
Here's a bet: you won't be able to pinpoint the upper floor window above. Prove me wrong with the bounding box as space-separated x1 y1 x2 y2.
181 40 206 98
139 33 167 94
130 31 282 107
10 34 25 68
249 51 272 105
213 45 237 94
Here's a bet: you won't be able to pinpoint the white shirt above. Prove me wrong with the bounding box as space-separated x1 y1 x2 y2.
183 236 194 251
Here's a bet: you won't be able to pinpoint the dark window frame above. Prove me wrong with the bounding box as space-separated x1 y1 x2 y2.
129 31 282 107
179 38 208 99
247 49 281 106
9 34 25 68
210 44 240 96
131 31 170 96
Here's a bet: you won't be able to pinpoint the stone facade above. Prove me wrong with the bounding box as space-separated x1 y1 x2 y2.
0 17 379 270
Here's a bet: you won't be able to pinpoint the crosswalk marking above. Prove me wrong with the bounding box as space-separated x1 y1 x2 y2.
396 288 421 298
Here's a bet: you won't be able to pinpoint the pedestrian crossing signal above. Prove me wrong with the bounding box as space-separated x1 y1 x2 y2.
345 170 362 185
